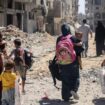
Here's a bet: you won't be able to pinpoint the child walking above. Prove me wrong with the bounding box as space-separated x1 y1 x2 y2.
9 39 26 94
0 59 16 105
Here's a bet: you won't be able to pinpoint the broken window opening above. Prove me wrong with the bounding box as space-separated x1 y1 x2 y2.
40 0 44 5
7 0 13 8
0 0 4 7
29 12 34 20
16 13 22 29
15 2 25 10
7 14 13 25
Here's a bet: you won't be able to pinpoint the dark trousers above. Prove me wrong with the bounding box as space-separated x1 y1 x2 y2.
96 40 104 56
60 63 80 100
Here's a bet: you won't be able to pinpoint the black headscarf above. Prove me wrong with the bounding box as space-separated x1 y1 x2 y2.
56 24 72 44
97 21 104 29
61 24 71 36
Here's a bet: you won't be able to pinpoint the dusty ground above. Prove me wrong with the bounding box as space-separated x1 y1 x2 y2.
20 34 105 105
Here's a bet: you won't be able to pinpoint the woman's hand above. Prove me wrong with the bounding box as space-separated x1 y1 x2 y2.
74 42 82 46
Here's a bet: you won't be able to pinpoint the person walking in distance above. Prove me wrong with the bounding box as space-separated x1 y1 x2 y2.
9 39 26 94
78 19 92 57
95 21 105 56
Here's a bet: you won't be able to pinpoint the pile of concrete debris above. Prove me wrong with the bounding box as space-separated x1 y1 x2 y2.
0 25 55 57
0 25 56 77
0 25 28 38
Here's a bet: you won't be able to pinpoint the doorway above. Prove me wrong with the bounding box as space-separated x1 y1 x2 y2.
7 0 13 8
16 13 22 29
7 14 13 25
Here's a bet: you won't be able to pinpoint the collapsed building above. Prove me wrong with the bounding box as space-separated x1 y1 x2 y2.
0 0 47 33
46 0 79 35
0 0 78 35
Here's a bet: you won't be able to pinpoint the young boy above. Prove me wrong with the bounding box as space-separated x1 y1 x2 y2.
0 59 16 105
9 39 26 93
75 31 84 69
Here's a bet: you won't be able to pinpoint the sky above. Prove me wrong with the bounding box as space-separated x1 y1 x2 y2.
78 0 85 14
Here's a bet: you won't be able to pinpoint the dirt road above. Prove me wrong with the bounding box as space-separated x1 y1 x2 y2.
21 69 105 105
20 35 105 105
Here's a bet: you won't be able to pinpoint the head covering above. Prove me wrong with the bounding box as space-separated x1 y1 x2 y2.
61 24 71 36
96 21 105 39
83 19 87 24
97 21 104 28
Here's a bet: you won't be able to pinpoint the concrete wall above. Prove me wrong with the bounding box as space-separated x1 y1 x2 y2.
25 3 35 12
27 20 36 33
65 0 73 17
46 0 77 35
25 3 37 33
53 0 62 18
54 18 62 35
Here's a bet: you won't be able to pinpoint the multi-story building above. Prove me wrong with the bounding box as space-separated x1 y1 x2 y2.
46 0 79 35
0 0 79 34
0 0 47 33
85 0 105 30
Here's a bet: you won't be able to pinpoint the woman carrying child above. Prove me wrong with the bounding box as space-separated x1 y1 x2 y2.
56 24 83 101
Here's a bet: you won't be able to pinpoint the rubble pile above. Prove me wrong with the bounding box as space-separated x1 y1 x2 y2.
0 25 55 65
0 25 27 38
0 25 56 77
22 32 55 57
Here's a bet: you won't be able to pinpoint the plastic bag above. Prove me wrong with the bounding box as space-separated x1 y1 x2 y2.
100 66 105 94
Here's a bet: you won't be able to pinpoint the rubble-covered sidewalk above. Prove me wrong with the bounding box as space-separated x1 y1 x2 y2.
20 35 105 105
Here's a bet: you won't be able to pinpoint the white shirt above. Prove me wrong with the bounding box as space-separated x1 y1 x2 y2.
78 24 92 42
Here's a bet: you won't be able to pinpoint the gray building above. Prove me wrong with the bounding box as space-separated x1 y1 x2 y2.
46 0 79 35
85 0 105 30
0 0 47 33
0 0 79 34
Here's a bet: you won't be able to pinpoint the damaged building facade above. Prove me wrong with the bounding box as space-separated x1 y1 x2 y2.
85 0 105 30
0 0 47 33
46 0 79 35
0 0 78 34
